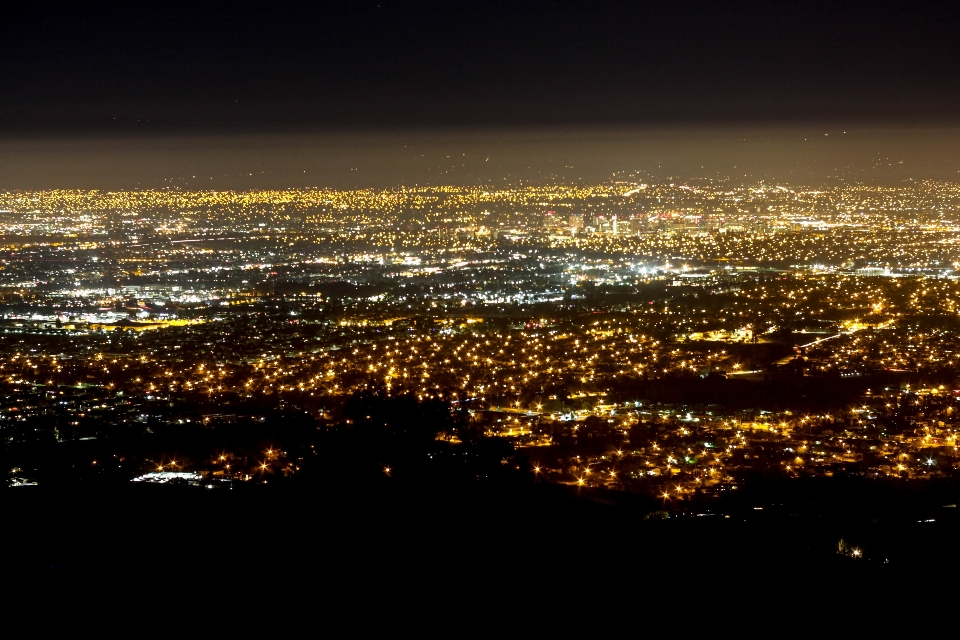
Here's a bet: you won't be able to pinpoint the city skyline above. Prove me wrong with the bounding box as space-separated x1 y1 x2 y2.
6 0 960 620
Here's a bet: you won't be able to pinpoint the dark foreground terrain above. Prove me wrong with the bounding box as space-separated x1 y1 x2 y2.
5 472 959 632
5 387 960 631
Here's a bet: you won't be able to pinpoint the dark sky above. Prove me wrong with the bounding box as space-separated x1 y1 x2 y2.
3 1 960 189
4 0 960 135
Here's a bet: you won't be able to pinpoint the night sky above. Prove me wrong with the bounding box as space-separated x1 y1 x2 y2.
2 1 960 187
